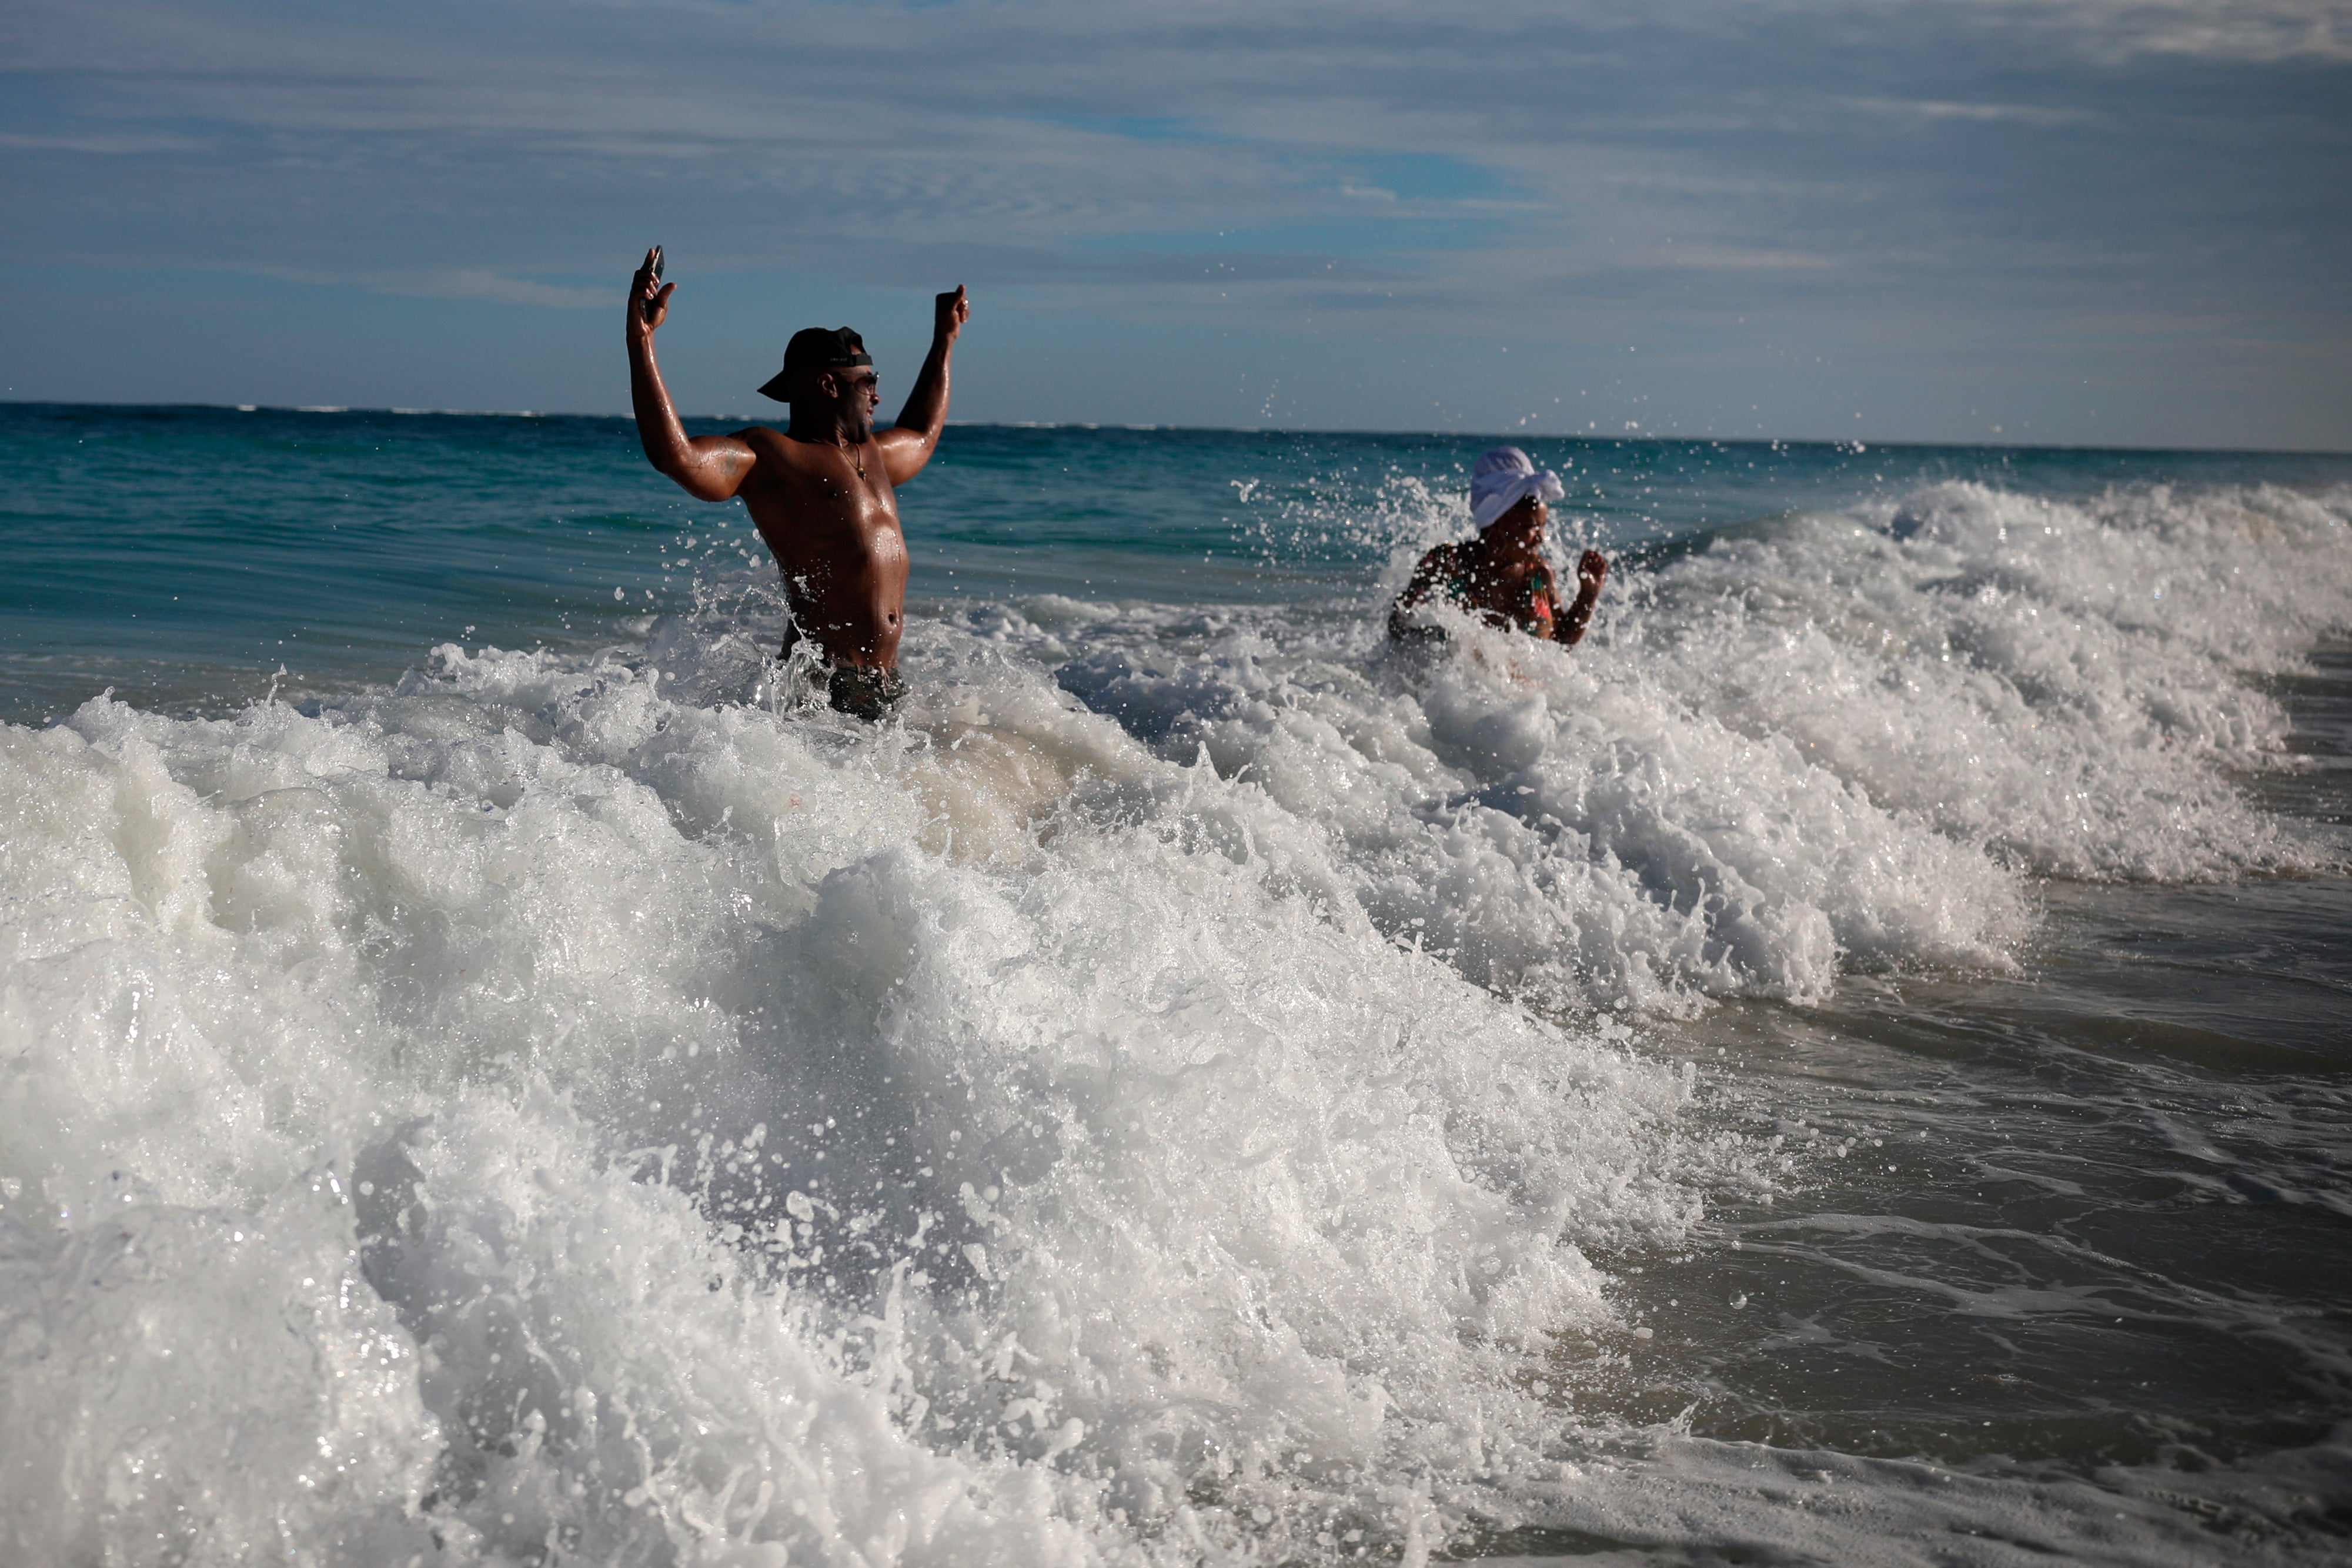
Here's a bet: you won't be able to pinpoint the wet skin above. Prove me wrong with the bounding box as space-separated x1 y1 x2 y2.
626 249 969 671
1391 496 1609 644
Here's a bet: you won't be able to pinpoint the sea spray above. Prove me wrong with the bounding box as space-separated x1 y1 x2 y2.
4 469 2348 1563
1615 480 2352 879
1 639 1750 1563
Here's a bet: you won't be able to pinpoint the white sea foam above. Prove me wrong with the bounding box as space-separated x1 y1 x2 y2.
2 477 2347 1564
1619 480 2352 880
0 642 1745 1564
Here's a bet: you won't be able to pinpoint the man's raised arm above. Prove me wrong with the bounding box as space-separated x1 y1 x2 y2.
627 248 755 502
880 285 969 484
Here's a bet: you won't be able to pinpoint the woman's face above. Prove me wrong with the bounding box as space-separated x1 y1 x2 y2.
1485 496 1548 553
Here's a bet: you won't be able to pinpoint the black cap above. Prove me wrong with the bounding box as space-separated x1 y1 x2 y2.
757 327 871 402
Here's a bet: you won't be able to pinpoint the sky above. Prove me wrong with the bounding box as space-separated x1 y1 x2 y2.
4 0 2348 447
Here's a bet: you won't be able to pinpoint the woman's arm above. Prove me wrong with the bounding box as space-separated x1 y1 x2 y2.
1389 546 1452 640
1555 550 1609 646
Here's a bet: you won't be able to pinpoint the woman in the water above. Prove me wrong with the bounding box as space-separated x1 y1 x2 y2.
1391 446 1608 645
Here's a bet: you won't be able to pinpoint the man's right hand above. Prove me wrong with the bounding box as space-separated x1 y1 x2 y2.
630 248 675 336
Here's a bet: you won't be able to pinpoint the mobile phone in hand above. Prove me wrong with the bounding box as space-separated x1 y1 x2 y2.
642 247 664 323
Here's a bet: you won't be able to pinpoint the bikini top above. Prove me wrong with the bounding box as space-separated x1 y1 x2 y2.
1432 543 1553 627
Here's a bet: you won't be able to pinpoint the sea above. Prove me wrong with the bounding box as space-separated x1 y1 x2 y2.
3 401 2349 1566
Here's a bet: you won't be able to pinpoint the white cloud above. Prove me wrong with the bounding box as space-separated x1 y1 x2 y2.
2003 0 2352 63
381 270 612 309
0 131 206 153
1 0 2344 440
1849 98 2100 128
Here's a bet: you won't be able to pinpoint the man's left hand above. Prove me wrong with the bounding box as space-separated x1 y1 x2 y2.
935 284 970 341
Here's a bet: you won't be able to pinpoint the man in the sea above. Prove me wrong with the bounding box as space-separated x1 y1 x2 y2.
1389 446 1608 646
626 247 970 719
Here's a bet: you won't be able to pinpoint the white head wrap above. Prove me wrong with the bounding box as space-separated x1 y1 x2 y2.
1469 446 1565 530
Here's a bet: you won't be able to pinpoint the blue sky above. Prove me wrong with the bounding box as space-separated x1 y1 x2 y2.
4 0 2347 447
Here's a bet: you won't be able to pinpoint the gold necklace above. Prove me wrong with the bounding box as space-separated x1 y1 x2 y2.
841 439 866 479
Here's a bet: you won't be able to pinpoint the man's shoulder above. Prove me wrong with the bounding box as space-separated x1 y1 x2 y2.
731 424 822 477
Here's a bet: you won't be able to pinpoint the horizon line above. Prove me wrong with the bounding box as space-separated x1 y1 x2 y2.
2 399 2348 460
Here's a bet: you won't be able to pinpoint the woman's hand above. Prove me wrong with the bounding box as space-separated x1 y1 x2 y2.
1577 550 1609 597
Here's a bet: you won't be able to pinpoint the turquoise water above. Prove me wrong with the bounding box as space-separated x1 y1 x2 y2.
8 402 2344 719
5 402 2351 1565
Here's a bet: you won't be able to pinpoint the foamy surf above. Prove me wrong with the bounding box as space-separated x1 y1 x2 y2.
0 640 1744 1564
3 472 2348 1564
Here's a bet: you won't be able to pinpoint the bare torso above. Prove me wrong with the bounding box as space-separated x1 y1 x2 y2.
734 429 909 669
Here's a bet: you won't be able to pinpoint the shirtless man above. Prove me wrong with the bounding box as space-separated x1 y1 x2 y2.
1390 444 1607 646
626 247 970 718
